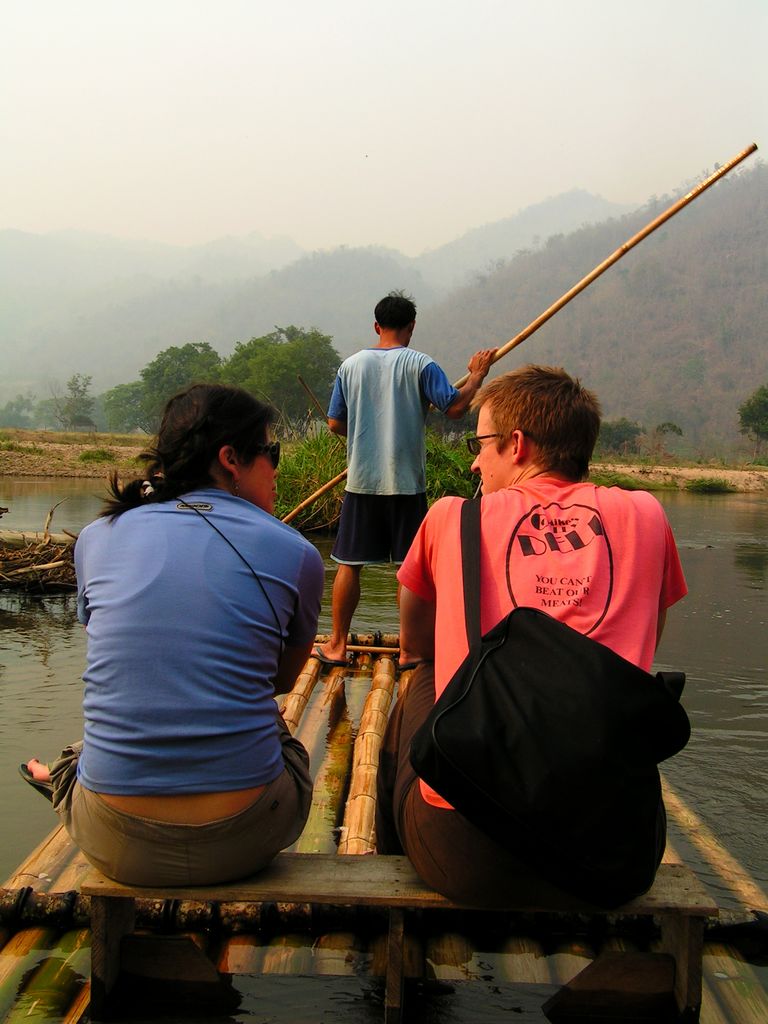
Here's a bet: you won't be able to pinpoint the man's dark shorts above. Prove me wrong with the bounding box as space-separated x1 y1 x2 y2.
331 492 428 565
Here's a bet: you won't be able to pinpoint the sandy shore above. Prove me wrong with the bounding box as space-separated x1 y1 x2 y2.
0 432 145 479
596 462 768 492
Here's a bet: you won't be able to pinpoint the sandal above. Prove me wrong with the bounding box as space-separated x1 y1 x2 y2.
19 761 54 802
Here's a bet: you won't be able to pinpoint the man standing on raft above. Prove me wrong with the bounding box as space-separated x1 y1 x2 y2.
314 291 496 669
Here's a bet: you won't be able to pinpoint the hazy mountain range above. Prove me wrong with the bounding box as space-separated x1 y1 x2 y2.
0 190 630 392
1 166 765 453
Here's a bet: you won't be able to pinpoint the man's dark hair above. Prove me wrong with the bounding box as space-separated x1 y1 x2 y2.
374 291 417 329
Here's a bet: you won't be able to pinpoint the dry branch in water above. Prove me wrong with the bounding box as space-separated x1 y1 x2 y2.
0 504 78 591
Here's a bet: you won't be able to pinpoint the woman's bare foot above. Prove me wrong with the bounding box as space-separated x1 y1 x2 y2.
26 758 51 783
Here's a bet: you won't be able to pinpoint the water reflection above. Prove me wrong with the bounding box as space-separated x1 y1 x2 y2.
734 542 768 587
0 594 81 669
0 477 108 534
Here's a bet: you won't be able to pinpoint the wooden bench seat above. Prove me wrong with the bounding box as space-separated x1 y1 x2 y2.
81 855 717 1022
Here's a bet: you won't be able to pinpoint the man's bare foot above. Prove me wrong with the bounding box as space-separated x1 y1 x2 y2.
312 644 348 667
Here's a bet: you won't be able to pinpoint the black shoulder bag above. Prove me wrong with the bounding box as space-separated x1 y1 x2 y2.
410 497 690 907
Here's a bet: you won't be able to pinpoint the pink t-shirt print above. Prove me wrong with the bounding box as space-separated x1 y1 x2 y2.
507 501 613 636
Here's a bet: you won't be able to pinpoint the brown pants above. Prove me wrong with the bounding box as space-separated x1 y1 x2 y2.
375 663 595 907
50 716 313 886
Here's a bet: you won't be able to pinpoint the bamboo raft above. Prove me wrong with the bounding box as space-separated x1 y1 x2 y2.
2 641 767 1023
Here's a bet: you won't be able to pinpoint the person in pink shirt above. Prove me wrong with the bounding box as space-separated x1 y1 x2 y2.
376 364 687 905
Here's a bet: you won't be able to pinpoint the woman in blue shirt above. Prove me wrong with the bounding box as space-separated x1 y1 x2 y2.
21 384 324 885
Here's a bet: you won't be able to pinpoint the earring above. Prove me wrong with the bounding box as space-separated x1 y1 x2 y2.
233 478 240 497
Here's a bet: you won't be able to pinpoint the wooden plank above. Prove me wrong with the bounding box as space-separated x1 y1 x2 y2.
88 895 135 1021
542 951 677 1022
659 913 706 1020
81 858 717 917
120 934 219 982
384 908 404 1024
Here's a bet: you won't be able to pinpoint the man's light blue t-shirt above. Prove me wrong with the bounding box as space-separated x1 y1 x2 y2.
327 347 458 494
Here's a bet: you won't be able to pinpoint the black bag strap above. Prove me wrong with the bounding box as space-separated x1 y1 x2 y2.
460 498 483 646
460 496 687 702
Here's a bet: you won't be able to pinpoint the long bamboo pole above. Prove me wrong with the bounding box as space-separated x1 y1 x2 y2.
282 469 347 525
282 142 757 524
453 141 758 388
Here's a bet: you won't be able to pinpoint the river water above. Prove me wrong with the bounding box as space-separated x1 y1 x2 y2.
1 478 766 910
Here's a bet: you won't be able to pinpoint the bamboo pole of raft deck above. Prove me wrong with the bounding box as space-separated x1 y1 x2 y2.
0 928 59 1019
281 142 758 524
338 655 397 854
662 774 768 911
2 825 77 891
702 941 768 1023
60 983 91 1024
547 938 596 985
280 657 322 733
495 935 553 984
293 673 370 853
293 708 354 853
313 932 363 975
426 931 477 980
453 141 758 388
261 933 314 974
5 928 91 1024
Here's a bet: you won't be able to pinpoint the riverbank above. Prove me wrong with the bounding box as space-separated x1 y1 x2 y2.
0 429 144 479
594 462 768 492
1 428 767 491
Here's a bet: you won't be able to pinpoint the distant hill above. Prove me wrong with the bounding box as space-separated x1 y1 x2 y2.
1 169 765 456
0 189 630 398
0 229 304 390
413 190 634 289
414 163 767 454
0 246 433 392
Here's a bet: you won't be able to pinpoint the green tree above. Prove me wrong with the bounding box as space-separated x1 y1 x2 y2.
646 421 684 460
34 397 61 429
140 342 221 428
220 326 339 423
102 381 152 433
55 374 96 430
596 418 644 457
739 384 768 460
0 393 35 428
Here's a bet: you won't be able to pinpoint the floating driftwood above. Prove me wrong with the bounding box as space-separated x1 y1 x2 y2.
0 503 78 592
0 539 76 592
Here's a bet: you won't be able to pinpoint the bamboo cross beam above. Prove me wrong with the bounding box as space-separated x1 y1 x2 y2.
282 142 757 525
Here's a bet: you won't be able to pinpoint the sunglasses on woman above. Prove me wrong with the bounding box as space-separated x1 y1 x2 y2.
253 441 281 469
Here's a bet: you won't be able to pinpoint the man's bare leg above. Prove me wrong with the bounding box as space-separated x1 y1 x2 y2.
316 563 362 663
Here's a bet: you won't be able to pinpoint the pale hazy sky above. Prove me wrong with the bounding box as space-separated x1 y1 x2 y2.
2 0 765 255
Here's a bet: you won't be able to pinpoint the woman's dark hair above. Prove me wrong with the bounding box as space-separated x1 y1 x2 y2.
101 384 276 518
